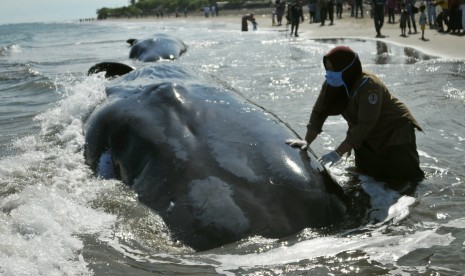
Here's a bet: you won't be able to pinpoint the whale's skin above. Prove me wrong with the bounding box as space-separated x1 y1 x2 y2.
84 63 347 251
128 34 187 62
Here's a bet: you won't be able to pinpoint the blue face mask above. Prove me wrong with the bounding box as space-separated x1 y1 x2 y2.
324 55 357 88
325 71 345 87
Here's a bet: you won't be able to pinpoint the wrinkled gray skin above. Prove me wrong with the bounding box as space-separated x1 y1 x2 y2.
129 34 187 62
84 63 347 251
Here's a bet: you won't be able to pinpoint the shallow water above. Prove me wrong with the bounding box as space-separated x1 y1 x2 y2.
0 20 464 275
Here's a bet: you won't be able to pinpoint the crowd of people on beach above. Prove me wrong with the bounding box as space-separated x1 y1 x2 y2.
203 3 220 18
272 0 464 38
91 0 464 40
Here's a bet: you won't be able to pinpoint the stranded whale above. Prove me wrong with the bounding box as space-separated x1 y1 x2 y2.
128 33 187 62
86 34 186 78
84 62 348 251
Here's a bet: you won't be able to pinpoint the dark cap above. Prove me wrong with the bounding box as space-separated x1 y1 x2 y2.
323 46 357 71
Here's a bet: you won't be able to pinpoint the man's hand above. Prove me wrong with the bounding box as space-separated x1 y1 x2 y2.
285 139 309 150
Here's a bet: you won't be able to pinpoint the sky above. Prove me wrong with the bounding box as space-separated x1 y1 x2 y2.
0 0 129 25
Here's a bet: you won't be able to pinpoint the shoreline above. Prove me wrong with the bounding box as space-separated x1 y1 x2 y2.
102 8 464 60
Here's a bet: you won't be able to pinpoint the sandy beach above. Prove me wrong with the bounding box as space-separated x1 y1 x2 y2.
260 11 465 60
115 8 464 60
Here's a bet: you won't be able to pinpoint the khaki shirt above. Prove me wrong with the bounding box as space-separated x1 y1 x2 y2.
308 71 421 153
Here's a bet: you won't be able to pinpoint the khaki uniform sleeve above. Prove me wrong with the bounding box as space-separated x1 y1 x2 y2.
346 79 383 148
307 82 329 134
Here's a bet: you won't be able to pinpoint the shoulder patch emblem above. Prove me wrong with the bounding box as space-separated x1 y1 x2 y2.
368 93 378 104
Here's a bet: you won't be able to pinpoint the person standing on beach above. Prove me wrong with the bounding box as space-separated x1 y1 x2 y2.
461 0 465 35
288 0 305 36
405 0 418 34
387 0 397 23
210 4 216 17
204 5 210 18
448 0 462 33
436 0 450 32
308 0 316 23
327 0 335 25
336 0 344 18
319 0 329 25
276 0 287 26
286 46 424 182
355 0 364 17
400 3 409 36
349 0 356 16
425 0 437 28
419 4 428 39
373 0 386 37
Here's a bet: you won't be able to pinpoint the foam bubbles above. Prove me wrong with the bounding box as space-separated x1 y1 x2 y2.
0 73 117 275
35 73 107 138
0 44 21 56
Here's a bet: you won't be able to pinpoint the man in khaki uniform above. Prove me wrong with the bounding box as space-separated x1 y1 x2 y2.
286 46 424 181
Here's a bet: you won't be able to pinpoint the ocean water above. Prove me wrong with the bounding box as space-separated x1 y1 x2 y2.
0 19 464 275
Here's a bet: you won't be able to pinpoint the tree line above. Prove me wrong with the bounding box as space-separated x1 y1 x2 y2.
96 0 267 19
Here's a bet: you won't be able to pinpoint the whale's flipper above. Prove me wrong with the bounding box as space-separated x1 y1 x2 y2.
87 62 135 78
